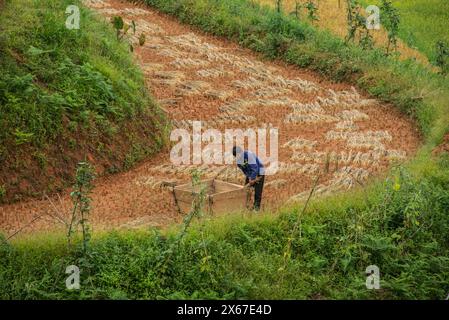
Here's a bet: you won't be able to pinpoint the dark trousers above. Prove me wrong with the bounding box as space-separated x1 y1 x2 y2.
245 175 265 211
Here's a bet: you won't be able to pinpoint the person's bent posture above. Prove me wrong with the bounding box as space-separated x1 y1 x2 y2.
232 146 265 211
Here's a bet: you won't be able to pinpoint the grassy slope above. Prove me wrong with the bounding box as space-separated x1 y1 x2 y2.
1 0 449 299
359 0 449 64
0 0 168 202
258 0 432 66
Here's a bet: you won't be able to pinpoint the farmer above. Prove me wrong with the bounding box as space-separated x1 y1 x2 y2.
232 146 265 211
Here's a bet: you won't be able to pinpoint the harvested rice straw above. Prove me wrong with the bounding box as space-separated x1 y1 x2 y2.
256 97 297 107
134 176 165 188
122 8 149 16
134 19 165 35
283 138 318 150
232 77 266 90
277 162 321 175
167 33 221 53
197 68 234 78
97 8 121 15
285 113 339 123
335 121 358 131
252 87 292 97
171 58 210 69
82 0 110 9
291 150 383 166
158 48 185 59
265 179 288 189
269 76 319 93
338 109 370 121
204 90 233 100
141 63 164 74
219 100 256 114
288 166 371 202
290 101 326 113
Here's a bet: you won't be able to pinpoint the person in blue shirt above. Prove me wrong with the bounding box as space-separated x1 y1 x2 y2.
232 146 265 211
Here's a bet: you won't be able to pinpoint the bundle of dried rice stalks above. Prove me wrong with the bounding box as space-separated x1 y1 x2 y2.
291 150 383 166
269 76 319 93
167 33 220 53
283 138 318 150
277 162 321 175
290 101 326 113
232 77 266 90
335 121 358 131
171 58 210 69
197 68 234 78
98 8 121 15
82 0 109 9
337 109 370 121
152 70 185 86
285 113 338 124
176 81 212 96
252 87 292 98
287 166 370 203
204 90 233 100
122 8 149 16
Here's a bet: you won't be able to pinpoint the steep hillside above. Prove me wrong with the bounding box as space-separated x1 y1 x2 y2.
0 0 168 203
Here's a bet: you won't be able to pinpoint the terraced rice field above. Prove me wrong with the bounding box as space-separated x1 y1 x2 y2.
0 0 420 235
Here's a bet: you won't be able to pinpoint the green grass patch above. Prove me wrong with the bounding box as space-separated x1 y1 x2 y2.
359 0 449 66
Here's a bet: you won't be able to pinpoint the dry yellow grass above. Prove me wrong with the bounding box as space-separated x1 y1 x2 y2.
257 0 430 66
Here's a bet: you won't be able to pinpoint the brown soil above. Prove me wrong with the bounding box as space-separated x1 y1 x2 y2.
433 134 449 156
0 0 421 237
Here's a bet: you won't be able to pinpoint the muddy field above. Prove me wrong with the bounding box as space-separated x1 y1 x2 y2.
0 0 420 236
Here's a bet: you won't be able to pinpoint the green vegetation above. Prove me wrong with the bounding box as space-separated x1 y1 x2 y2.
436 41 449 75
0 0 168 202
345 0 374 50
359 0 449 66
0 0 448 300
68 162 96 252
379 0 400 55
1 164 448 299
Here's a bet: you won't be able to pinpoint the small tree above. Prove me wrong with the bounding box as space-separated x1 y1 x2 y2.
158 169 207 277
290 1 302 20
275 0 282 13
111 16 146 52
436 40 449 75
380 0 400 55
345 0 358 43
305 0 319 23
68 161 95 253
345 0 373 50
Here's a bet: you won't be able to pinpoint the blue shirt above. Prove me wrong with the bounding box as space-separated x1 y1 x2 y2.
236 151 264 180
